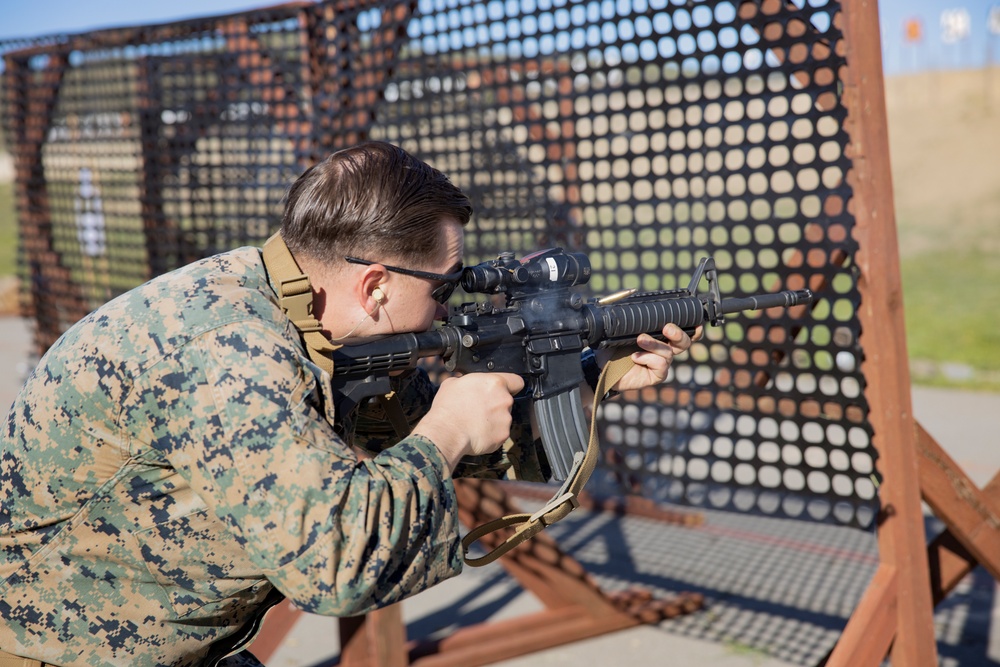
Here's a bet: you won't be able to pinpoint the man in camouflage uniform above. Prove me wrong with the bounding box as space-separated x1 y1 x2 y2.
0 142 694 666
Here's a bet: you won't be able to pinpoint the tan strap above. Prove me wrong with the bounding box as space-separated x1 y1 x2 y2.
378 391 412 439
0 649 45 667
261 232 341 376
461 347 637 566
262 233 410 439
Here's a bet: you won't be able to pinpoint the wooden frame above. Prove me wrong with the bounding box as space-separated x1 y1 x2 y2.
817 1 1000 664
817 1 939 663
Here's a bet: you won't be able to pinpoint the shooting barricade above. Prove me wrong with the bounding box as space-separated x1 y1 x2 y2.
2 1 998 665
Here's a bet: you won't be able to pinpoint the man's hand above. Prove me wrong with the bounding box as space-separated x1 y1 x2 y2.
605 323 702 393
412 372 524 477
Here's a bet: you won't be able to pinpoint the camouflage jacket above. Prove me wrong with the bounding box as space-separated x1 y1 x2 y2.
0 248 470 666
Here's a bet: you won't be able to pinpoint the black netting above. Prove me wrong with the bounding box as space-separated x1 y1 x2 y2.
1 0 876 527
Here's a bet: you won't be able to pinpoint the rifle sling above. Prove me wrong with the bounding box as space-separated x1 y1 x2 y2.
461 347 637 567
262 233 412 440
0 650 46 667
261 232 342 376
378 391 412 440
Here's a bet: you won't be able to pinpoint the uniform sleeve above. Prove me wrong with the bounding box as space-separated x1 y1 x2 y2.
140 321 462 616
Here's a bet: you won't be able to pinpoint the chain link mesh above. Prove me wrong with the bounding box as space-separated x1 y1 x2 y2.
1 0 877 527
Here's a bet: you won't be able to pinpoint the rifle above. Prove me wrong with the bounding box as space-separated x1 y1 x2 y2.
331 249 813 482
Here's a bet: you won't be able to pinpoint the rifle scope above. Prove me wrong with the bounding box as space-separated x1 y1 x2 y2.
461 248 591 296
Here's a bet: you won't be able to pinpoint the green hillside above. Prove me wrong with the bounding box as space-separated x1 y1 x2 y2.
885 68 1000 390
0 181 13 277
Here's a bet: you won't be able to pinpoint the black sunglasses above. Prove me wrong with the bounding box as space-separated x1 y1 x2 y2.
345 257 464 304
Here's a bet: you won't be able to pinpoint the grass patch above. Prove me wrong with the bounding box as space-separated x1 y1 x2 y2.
901 248 1000 391
722 639 771 665
0 181 16 278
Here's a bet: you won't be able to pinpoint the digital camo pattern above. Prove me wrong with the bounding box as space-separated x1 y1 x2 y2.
0 247 464 666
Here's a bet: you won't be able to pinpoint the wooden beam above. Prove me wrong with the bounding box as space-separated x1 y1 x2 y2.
836 0 938 664
247 599 302 663
340 605 408 667
822 565 898 667
410 605 637 667
454 478 695 616
926 463 1000 603
927 527 981 606
917 424 1000 586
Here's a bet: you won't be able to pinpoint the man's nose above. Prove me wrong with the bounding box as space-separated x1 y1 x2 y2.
434 302 449 321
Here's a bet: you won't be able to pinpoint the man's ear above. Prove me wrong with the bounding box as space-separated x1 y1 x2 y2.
359 266 388 313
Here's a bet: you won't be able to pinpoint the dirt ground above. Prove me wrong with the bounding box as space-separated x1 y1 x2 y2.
0 277 17 316
884 67 1000 258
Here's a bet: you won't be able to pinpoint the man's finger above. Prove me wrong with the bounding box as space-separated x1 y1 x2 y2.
494 372 525 394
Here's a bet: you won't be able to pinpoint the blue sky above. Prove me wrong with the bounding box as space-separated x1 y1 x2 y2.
1 1 257 39
879 0 1000 73
2 0 999 75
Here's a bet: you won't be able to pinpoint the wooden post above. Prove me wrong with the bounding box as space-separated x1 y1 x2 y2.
824 1 938 664
340 605 408 667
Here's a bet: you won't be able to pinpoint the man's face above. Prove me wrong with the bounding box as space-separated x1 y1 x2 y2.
374 217 465 334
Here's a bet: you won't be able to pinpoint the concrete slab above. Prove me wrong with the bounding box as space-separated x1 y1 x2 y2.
911 386 1000 488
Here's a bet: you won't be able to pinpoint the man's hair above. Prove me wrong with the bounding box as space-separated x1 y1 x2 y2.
280 141 472 268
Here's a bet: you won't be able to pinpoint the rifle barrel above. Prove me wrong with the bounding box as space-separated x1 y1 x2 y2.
720 289 813 314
